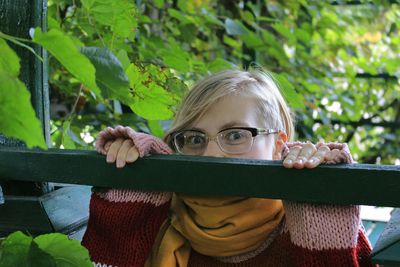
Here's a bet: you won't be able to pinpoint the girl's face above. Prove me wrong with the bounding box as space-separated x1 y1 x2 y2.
189 95 287 160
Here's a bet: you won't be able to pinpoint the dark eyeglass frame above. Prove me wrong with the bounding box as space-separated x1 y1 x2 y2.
171 127 280 155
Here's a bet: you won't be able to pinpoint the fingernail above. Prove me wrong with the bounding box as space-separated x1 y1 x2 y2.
116 160 123 168
296 159 303 164
285 159 292 165
106 155 114 163
308 159 315 164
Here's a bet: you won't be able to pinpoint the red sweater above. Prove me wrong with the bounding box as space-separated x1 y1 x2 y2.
82 128 375 267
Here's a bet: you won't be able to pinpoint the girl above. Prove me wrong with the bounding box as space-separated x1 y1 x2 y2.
82 70 374 267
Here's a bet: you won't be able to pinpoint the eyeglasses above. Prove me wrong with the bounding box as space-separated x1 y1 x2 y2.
171 127 279 156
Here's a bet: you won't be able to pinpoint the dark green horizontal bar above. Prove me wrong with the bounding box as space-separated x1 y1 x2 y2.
0 147 399 206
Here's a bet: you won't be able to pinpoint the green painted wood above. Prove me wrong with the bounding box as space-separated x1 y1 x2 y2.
0 147 399 207
371 208 400 265
0 0 51 196
0 196 53 237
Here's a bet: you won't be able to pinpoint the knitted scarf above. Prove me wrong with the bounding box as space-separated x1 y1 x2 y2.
145 194 284 267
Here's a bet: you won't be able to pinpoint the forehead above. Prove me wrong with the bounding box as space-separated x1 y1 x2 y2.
192 95 261 132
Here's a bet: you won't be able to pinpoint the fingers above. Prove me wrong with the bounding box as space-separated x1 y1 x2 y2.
304 145 330 168
104 141 113 153
106 138 125 163
283 145 301 168
116 139 135 168
292 143 317 169
126 146 140 163
105 138 138 168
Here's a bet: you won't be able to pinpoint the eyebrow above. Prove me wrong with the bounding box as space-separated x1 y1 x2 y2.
189 121 251 132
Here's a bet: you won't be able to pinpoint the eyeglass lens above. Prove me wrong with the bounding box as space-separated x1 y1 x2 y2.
174 129 253 155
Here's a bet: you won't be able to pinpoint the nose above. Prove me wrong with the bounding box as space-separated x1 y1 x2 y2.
202 139 224 157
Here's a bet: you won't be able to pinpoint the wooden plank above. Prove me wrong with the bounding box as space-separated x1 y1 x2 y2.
0 0 52 196
0 147 399 207
0 196 53 237
371 208 400 265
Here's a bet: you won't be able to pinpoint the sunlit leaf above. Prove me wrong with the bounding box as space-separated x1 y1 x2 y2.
272 73 305 109
82 0 137 38
33 28 101 98
0 38 47 149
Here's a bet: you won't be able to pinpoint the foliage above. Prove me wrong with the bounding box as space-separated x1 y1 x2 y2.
0 38 46 149
0 0 399 163
0 231 92 267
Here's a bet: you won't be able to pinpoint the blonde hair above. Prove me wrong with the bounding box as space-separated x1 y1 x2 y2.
164 69 295 148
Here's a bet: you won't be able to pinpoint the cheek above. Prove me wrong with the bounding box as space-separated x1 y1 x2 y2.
246 138 274 160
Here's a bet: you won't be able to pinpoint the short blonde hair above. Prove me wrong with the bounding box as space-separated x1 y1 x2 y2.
164 69 295 148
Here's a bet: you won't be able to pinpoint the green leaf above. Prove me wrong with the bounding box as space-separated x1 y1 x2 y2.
82 0 137 38
33 28 101 99
224 19 249 36
0 38 20 76
61 121 76 149
116 49 131 70
0 231 32 267
131 83 176 120
159 41 191 72
272 23 296 44
153 0 164 8
208 58 234 73
34 233 92 267
28 241 56 267
272 73 305 109
148 120 165 138
0 39 46 149
168 9 195 25
80 47 131 103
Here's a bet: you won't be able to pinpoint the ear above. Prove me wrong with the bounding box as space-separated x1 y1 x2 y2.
272 131 288 160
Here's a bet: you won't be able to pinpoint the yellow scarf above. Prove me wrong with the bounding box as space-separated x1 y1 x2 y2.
145 194 284 267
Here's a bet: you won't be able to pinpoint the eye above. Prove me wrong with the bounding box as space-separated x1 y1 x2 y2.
186 134 205 146
222 130 247 144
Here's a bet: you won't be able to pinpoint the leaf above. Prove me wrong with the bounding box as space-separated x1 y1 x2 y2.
82 0 137 38
0 231 32 267
224 19 249 36
116 49 130 70
272 23 296 44
34 233 92 267
207 58 234 73
125 64 176 120
80 47 131 103
159 40 191 73
0 38 19 76
28 241 56 267
0 39 47 149
33 28 101 99
272 73 305 109
61 121 76 149
131 83 176 120
153 0 164 8
148 121 165 138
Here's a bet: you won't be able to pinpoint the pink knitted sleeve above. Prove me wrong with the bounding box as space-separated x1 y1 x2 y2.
282 141 353 164
283 202 375 266
95 126 173 157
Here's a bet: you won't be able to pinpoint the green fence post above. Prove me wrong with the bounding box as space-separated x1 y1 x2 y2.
0 0 53 236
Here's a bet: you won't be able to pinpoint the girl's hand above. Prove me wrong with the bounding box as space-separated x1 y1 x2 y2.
104 138 140 168
282 142 353 169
